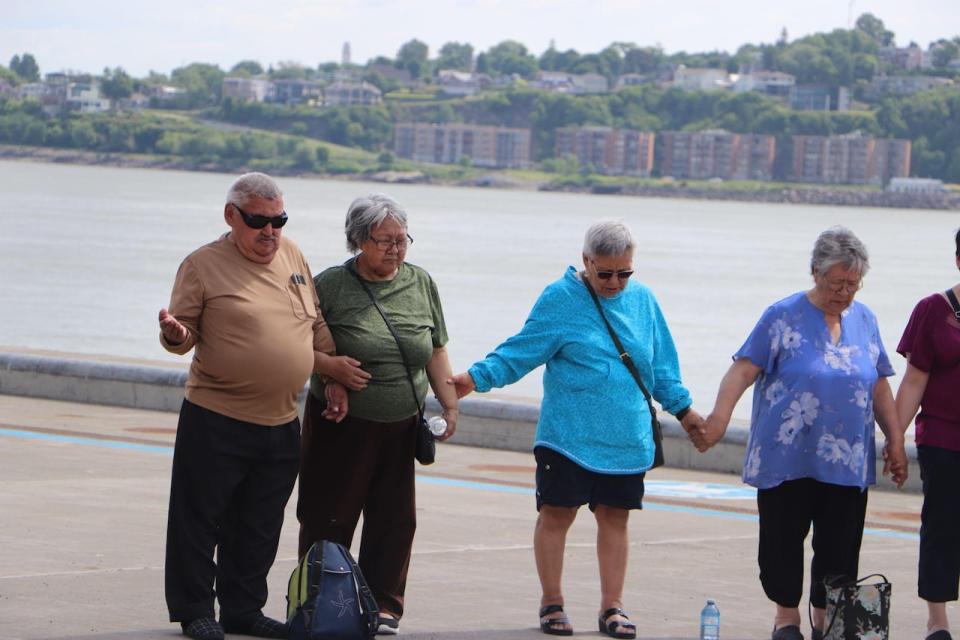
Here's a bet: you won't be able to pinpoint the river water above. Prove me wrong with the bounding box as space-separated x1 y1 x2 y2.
1 160 957 419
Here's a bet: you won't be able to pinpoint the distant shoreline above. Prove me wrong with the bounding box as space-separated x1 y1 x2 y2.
2 144 957 210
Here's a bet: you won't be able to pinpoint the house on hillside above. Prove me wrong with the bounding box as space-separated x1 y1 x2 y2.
733 71 795 98
322 81 382 106
672 66 730 91
222 77 271 102
436 70 489 97
866 75 953 99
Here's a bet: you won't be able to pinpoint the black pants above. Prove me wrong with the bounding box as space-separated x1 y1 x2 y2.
165 399 300 624
757 478 868 609
297 393 418 618
918 445 960 602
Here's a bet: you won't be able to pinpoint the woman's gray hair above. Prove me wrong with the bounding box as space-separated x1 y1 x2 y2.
344 194 408 253
582 220 635 258
225 172 282 207
810 226 870 277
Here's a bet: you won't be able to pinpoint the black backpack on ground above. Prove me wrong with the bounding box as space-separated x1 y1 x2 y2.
286 540 378 640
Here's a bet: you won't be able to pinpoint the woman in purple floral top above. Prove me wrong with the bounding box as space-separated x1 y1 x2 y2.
895 229 960 640
695 226 907 640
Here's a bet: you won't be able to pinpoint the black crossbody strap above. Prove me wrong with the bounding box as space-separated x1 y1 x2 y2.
945 288 960 321
582 275 655 415
346 262 422 417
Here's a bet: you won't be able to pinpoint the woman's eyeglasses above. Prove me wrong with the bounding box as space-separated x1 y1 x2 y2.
590 259 633 281
233 204 288 229
824 278 862 294
595 270 634 281
370 234 414 251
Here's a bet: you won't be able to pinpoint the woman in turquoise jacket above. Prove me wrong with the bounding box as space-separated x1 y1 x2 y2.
450 220 703 639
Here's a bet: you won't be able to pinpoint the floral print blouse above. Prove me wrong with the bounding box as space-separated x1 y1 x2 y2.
735 292 895 490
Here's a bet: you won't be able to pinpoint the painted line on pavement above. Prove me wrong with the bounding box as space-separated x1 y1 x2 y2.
0 426 919 541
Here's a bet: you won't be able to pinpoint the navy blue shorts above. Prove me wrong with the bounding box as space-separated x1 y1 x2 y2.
534 446 645 512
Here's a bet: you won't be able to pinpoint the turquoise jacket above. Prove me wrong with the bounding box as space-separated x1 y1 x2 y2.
469 266 692 474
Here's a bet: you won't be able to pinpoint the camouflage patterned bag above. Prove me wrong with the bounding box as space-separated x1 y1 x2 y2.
823 574 891 640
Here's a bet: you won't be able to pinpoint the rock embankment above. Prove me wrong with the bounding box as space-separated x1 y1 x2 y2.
542 182 960 210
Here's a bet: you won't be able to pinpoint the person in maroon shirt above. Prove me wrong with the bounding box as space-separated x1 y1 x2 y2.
896 228 960 640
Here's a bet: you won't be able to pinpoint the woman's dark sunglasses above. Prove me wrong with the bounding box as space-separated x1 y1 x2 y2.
234 204 288 229
595 270 634 281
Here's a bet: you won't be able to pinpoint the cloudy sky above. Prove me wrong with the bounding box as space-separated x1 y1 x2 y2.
4 0 957 77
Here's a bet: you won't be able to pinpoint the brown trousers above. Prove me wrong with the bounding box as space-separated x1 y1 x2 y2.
296 392 418 617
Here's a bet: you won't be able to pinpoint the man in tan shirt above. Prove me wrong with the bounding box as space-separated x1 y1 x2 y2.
158 172 368 640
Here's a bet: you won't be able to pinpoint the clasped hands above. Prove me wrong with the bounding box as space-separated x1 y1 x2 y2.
682 410 728 453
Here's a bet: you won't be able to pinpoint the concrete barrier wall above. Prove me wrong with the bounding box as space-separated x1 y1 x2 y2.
0 351 918 491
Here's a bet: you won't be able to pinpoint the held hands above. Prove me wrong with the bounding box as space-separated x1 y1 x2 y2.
882 440 909 489
679 408 706 445
322 381 349 423
327 355 372 391
447 372 476 399
689 412 729 453
158 308 188 345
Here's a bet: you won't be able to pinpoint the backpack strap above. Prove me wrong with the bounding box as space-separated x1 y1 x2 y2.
340 543 380 636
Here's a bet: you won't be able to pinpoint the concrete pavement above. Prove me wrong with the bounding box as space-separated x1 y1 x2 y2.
0 394 944 640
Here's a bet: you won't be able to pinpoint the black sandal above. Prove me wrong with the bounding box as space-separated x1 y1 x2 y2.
539 604 573 636
599 607 637 639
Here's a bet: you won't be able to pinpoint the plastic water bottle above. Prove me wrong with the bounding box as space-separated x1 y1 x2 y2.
427 415 447 436
700 599 720 640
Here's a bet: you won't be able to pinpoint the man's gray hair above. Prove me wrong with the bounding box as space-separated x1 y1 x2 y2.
225 172 283 207
344 194 408 253
582 220 635 258
810 225 870 277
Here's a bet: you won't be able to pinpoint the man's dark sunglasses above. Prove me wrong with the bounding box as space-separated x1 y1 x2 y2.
596 270 634 281
233 204 288 229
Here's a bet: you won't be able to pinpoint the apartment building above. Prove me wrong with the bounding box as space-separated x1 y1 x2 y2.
393 123 531 169
555 126 655 176
791 132 911 185
660 130 776 180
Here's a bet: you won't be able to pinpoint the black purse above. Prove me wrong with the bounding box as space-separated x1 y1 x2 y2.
818 574 892 640
583 275 665 469
348 264 435 465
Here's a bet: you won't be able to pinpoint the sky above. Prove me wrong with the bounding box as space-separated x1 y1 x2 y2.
4 0 957 78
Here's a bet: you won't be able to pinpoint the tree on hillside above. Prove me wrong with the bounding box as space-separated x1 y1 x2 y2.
271 61 310 80
930 39 960 68
484 41 538 78
855 13 895 47
0 65 20 85
436 42 473 71
621 46 666 74
569 45 624 80
100 67 134 100
9 53 39 82
396 39 429 79
539 46 581 72
171 62 225 107
230 60 265 77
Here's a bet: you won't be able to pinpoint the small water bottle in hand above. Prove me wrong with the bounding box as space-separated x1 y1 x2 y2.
427 415 447 437
700 599 720 640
